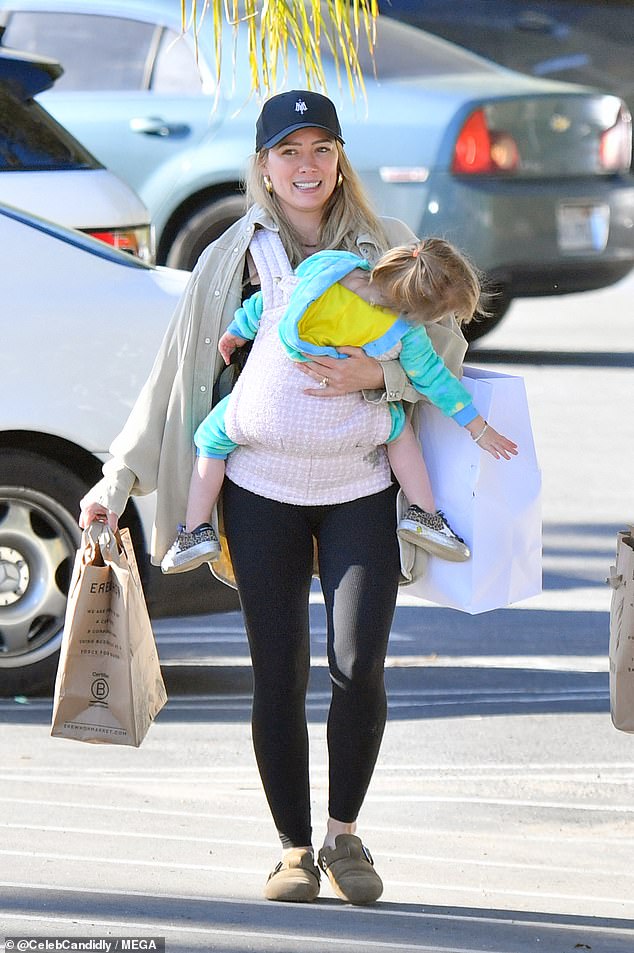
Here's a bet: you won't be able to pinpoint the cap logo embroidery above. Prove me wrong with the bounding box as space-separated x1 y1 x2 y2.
295 98 308 115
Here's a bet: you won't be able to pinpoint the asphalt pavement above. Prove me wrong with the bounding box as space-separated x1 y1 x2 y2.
1 275 634 953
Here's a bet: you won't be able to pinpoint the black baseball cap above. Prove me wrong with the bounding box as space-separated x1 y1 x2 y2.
255 90 344 152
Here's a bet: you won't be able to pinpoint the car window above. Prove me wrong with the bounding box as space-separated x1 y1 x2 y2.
0 90 99 170
376 1 634 103
2 12 157 90
322 13 501 78
151 28 204 93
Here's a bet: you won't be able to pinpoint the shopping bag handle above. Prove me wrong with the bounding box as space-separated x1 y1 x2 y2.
607 566 622 590
83 520 121 563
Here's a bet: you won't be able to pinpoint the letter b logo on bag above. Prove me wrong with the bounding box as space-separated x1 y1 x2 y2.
91 675 110 701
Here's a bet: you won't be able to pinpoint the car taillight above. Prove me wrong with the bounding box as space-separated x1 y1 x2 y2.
600 106 632 172
88 225 155 263
452 108 520 174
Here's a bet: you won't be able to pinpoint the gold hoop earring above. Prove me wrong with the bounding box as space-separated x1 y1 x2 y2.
337 172 344 188
263 175 273 194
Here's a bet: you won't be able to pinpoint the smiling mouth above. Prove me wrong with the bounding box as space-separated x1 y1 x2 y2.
294 181 321 190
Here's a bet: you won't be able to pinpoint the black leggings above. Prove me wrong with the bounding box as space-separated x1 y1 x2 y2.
222 479 401 849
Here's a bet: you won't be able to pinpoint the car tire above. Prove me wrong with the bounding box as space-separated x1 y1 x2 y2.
0 451 87 697
165 194 247 271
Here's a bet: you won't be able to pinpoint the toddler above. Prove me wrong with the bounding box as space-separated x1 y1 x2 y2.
161 238 517 573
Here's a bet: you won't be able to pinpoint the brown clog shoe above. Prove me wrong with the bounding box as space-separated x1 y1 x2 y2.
318 834 383 904
264 847 321 902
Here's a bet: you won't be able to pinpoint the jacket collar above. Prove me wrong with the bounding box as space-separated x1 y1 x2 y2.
242 207 384 266
248 206 383 252
246 204 279 231
356 231 385 265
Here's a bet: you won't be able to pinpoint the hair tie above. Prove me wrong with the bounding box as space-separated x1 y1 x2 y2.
412 247 420 258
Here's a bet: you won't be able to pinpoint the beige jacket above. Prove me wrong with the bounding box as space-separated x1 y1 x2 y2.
86 204 467 581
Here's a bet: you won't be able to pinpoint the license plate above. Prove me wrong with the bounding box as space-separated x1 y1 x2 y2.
557 202 610 252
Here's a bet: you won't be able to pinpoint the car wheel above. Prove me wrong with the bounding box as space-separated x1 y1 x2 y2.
165 194 247 271
0 451 86 697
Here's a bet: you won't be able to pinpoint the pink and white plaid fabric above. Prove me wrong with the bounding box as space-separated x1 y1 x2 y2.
224 229 393 505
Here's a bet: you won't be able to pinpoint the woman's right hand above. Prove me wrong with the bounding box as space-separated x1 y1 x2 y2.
79 501 118 531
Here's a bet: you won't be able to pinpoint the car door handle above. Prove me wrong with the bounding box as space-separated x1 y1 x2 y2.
129 117 190 138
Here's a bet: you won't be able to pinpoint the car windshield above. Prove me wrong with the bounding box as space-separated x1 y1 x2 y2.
0 91 98 170
322 12 501 78
0 203 153 268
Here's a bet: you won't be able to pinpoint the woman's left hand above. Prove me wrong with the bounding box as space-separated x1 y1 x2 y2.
300 346 384 396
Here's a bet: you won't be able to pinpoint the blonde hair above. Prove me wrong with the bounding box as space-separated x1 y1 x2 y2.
245 141 388 267
370 238 482 326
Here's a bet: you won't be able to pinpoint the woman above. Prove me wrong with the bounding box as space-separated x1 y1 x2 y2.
80 90 468 905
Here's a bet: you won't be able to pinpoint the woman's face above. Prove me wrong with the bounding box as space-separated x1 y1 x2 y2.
263 128 339 220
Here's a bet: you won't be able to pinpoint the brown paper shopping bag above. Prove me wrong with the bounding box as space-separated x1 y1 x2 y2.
608 528 634 732
51 523 167 745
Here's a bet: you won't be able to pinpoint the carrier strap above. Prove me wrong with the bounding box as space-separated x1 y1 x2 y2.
248 228 293 310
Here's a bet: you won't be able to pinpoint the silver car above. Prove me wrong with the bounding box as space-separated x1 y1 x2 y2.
1 0 632 339
0 205 238 697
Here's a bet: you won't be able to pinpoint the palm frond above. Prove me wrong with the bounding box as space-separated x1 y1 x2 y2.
180 0 378 100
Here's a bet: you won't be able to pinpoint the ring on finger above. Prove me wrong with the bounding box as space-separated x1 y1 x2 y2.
318 376 329 389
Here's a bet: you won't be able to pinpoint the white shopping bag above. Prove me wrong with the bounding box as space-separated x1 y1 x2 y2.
607 528 634 732
401 366 542 614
